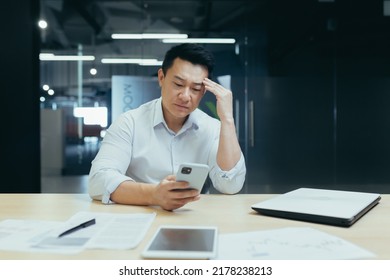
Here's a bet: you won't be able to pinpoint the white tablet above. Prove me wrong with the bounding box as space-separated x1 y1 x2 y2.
141 225 218 259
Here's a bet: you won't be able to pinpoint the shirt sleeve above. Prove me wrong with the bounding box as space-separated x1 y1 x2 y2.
88 114 136 204
207 139 247 194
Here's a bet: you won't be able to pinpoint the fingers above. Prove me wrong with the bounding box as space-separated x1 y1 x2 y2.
157 176 200 210
203 78 228 97
203 78 234 122
162 195 200 211
165 174 177 182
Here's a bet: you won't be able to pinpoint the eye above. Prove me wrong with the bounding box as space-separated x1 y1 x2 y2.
174 82 183 87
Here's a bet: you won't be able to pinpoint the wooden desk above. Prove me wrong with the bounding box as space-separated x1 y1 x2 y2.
0 194 389 260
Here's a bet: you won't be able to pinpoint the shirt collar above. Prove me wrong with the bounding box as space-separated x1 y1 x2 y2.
153 97 200 131
186 109 200 130
153 97 165 127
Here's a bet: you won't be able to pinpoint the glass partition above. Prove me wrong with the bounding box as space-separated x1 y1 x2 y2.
40 1 390 194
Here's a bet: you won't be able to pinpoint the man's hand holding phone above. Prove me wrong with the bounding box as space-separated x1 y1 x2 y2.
175 163 209 191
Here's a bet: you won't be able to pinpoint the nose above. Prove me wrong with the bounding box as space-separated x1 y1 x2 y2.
179 87 191 101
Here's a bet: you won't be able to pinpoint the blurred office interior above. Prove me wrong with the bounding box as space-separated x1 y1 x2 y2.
2 0 390 194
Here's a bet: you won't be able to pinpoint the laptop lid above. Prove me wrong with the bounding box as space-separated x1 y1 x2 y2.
251 188 381 227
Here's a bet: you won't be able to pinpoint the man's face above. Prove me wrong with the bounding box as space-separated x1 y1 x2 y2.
158 58 208 122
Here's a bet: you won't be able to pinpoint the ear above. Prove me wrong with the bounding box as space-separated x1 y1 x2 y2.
157 69 164 86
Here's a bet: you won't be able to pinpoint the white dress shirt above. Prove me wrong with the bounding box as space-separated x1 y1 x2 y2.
88 97 246 203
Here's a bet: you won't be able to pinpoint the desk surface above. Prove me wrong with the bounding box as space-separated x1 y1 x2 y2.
0 193 389 260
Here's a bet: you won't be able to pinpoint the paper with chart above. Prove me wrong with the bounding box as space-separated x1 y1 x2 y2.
216 227 376 260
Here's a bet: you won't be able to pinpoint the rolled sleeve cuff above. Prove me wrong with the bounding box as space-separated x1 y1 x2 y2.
216 154 245 180
101 175 135 204
211 154 246 194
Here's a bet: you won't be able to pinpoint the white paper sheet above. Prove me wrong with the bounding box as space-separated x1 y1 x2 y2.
0 219 75 253
62 211 157 250
0 211 156 254
217 227 376 260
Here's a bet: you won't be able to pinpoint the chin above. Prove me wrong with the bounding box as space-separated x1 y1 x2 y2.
173 105 192 115
175 111 190 118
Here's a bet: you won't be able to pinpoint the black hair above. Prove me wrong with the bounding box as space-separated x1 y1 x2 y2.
161 43 215 78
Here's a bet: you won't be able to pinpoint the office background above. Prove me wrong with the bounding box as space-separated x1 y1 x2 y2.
2 0 390 194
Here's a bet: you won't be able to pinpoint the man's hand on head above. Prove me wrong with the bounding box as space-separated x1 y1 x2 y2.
203 78 234 123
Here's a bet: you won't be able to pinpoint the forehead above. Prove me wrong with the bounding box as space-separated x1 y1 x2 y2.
167 58 209 82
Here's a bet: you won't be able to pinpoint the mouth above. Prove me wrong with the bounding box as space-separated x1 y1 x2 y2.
174 103 189 110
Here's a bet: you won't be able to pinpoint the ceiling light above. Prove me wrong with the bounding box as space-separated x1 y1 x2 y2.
162 38 236 44
111 33 188 39
90 68 97 75
101 58 162 66
138 61 163 66
38 20 48 29
39 53 95 61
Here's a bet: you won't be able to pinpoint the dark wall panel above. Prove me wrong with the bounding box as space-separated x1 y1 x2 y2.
246 77 334 192
1 1 40 192
336 77 390 184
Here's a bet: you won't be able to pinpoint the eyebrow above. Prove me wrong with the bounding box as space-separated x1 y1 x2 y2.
173 75 203 87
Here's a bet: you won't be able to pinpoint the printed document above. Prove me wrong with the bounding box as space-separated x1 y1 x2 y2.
0 211 156 254
217 227 376 260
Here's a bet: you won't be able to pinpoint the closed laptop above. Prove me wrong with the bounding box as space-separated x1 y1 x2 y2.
251 188 381 227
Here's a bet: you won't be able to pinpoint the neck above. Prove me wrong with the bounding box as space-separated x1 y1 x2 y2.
165 115 188 133
160 100 189 133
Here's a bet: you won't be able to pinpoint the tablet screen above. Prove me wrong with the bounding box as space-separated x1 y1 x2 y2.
142 226 218 259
